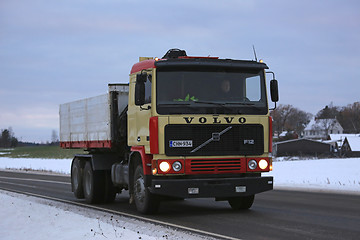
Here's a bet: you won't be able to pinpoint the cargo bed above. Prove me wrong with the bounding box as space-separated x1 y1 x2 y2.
60 84 128 149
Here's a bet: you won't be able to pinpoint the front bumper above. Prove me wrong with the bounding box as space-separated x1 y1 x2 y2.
149 176 273 198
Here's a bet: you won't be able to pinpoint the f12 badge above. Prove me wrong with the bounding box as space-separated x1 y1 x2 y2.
244 139 255 145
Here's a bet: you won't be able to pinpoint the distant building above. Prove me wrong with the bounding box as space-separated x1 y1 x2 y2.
303 118 343 140
341 136 360 157
276 131 298 141
329 134 360 149
274 138 333 157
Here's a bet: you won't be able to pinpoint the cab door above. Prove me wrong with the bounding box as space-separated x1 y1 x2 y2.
128 72 152 152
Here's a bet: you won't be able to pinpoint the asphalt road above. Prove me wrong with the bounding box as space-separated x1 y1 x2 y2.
0 170 359 240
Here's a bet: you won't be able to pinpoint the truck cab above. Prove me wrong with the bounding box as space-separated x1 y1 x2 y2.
127 49 278 213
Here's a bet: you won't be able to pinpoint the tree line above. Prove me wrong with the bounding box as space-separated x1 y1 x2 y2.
270 101 360 140
0 128 60 148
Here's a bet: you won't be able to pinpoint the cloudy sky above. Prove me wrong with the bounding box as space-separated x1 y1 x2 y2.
1 0 360 142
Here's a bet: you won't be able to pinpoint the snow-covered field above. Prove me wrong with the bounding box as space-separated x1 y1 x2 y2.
0 157 359 240
265 157 360 195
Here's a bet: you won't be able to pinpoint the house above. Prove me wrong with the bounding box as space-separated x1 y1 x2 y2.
329 134 360 149
341 136 360 157
303 118 343 140
274 138 333 157
276 131 298 141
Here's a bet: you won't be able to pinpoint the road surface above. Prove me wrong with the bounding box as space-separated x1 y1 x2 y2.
0 170 359 240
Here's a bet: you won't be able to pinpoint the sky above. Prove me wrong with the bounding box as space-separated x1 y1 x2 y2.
1 0 360 142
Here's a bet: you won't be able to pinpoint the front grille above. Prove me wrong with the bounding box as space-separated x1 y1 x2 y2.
187 158 246 174
165 124 264 156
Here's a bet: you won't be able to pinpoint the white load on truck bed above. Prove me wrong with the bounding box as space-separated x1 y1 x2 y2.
60 84 128 149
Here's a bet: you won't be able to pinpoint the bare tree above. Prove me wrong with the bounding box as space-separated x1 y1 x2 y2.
271 104 312 137
316 103 339 119
51 130 59 144
337 102 360 133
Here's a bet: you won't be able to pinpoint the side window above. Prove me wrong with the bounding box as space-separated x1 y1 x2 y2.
144 74 152 104
245 76 261 101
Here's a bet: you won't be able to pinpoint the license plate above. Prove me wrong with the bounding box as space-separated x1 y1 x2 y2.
169 140 193 148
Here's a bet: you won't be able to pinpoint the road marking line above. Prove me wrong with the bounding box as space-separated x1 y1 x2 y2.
0 176 70 185
0 180 37 189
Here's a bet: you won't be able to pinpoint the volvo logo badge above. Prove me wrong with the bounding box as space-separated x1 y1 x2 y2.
212 133 221 141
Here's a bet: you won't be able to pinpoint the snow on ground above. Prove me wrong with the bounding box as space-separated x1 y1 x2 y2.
0 157 72 174
0 190 209 240
0 157 359 239
264 158 360 195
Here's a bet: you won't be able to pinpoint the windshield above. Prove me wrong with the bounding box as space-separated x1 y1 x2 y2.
156 69 268 115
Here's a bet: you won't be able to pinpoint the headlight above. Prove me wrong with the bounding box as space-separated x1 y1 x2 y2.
172 161 182 172
259 159 268 170
159 161 171 173
248 159 257 170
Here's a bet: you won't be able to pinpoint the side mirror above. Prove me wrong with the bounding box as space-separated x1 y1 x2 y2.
270 79 279 102
135 73 147 105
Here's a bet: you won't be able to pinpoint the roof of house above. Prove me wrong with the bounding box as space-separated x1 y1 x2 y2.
329 134 360 141
304 118 343 131
275 138 331 146
344 136 360 151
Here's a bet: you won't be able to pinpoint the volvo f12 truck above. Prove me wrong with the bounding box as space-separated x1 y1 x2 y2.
60 49 279 214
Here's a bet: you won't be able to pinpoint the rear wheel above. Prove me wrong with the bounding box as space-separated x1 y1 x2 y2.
71 158 84 199
104 171 117 203
228 195 255 210
83 161 106 203
133 165 160 214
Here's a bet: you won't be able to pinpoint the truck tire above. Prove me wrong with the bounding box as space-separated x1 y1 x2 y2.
104 171 117 203
83 161 106 203
71 158 84 199
228 195 255 210
133 165 160 214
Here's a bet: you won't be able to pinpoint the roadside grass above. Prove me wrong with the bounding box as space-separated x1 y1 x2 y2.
0 146 85 159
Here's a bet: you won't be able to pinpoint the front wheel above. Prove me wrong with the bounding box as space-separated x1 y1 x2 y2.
133 165 160 214
228 195 255 210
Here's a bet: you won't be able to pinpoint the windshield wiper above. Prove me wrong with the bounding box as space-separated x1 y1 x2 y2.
224 102 265 111
193 100 240 113
193 100 228 106
224 102 255 105
158 103 191 106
